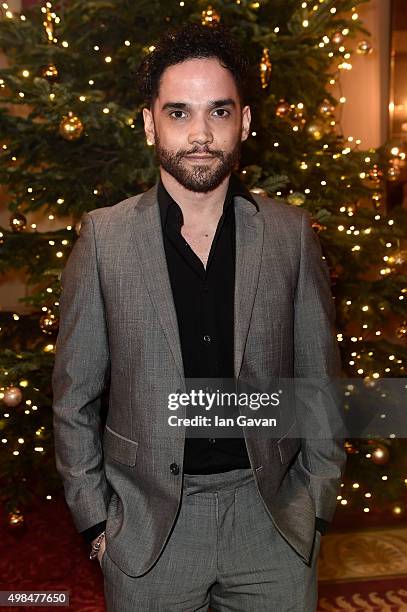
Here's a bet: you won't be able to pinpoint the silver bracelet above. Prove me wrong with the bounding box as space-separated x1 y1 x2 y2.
89 530 106 560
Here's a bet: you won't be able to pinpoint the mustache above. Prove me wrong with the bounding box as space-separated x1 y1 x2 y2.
176 147 224 159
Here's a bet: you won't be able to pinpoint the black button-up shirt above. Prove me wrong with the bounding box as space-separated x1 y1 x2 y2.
158 173 258 474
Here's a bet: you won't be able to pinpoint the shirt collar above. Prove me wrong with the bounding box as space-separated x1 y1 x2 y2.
158 172 259 228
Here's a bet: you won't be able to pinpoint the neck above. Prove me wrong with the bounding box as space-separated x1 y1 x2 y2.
160 168 230 227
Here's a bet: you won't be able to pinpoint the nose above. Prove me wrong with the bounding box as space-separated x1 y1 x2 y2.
187 115 214 147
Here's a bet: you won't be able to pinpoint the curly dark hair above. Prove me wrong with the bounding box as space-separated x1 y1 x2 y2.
136 23 249 107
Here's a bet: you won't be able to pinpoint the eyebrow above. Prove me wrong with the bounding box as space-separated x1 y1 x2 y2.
161 98 237 111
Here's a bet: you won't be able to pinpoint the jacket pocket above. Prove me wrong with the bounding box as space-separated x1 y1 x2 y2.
103 424 138 466
277 420 301 464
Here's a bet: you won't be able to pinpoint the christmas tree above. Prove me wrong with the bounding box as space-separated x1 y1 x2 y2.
1 0 406 529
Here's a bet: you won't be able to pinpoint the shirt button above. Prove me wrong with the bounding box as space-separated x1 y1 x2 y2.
203 335 211 343
170 462 180 475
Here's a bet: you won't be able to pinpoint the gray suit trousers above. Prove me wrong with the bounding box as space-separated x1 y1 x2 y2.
101 468 321 611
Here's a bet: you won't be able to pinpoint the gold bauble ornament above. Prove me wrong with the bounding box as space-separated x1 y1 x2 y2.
201 5 220 26
260 48 272 89
59 112 84 141
357 40 373 55
250 187 268 197
387 165 401 181
275 100 290 118
287 193 305 206
3 386 23 407
306 119 326 141
332 32 344 45
370 444 390 465
8 510 24 529
39 311 59 334
10 212 27 233
368 164 383 184
396 321 407 339
318 99 335 117
41 64 58 80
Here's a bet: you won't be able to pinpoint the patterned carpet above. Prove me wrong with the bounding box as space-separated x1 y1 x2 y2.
1 492 406 611
317 528 407 611
318 578 407 611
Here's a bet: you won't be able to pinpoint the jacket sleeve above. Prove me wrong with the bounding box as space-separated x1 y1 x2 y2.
294 210 347 525
52 211 111 533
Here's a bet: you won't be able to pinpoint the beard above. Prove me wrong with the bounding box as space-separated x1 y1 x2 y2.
154 136 242 193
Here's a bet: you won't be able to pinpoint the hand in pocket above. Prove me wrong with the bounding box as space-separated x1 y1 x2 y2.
97 536 106 568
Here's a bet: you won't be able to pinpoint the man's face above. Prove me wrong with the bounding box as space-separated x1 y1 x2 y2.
143 57 251 193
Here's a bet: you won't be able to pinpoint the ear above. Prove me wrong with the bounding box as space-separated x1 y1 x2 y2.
143 107 156 146
241 105 251 142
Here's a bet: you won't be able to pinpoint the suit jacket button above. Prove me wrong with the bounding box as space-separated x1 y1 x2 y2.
170 462 180 475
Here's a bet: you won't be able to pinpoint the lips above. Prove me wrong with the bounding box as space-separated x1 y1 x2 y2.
185 155 215 159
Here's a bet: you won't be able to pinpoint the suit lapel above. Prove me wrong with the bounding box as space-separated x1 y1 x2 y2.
130 184 185 379
234 196 265 379
130 184 265 382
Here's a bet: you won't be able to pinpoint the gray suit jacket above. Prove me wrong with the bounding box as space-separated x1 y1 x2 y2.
52 182 346 576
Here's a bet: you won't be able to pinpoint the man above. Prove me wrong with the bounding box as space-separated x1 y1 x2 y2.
52 23 346 611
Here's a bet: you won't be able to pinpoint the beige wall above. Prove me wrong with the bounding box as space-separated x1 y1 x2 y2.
0 0 392 312
335 0 391 148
